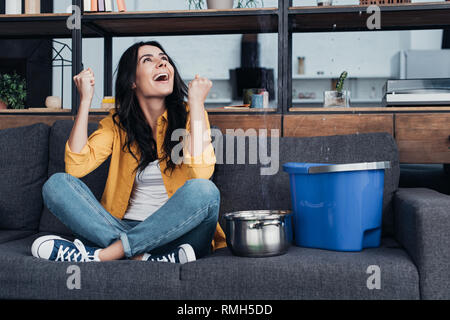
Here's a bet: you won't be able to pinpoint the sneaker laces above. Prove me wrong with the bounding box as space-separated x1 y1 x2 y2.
143 252 177 263
158 252 176 263
55 239 96 262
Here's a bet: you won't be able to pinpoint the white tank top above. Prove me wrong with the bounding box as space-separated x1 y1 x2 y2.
123 159 169 221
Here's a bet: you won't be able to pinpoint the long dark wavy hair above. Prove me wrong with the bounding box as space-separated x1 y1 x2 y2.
112 41 188 176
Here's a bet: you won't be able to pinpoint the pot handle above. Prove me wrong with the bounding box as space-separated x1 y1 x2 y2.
248 221 282 229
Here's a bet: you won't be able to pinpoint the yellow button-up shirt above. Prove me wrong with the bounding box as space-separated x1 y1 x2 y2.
64 105 227 251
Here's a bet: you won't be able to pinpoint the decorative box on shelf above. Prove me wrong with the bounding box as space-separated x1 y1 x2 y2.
101 96 115 111
359 0 411 4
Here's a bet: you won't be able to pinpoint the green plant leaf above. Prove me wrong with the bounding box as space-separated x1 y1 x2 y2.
336 71 348 92
237 0 264 8
187 0 204 9
0 71 27 109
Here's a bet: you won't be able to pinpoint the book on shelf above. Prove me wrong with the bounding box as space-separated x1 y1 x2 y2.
98 0 105 12
4 0 22 14
117 0 126 12
105 0 113 12
83 0 91 12
90 0 97 12
84 0 124 12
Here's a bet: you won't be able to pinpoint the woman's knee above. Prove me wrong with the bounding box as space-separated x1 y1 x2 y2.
42 172 80 204
42 172 74 202
185 179 220 203
43 172 66 193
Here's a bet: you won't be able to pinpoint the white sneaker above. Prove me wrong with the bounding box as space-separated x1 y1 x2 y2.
142 244 196 264
31 235 101 262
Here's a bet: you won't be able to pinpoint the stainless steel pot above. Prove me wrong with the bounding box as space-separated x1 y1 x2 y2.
224 210 292 257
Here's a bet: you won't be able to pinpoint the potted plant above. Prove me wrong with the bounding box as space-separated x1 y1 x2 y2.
187 0 205 9
323 71 350 108
317 0 333 6
188 0 264 10
207 0 234 9
0 72 27 110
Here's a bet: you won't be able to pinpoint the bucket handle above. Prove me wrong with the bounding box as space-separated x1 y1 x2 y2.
308 161 391 174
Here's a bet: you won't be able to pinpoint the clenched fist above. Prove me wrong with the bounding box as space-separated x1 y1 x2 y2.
188 74 212 107
73 68 95 103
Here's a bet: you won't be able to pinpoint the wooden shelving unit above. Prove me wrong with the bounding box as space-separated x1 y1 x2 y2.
82 8 279 37
285 1 450 114
289 2 450 32
0 1 449 163
1 1 450 114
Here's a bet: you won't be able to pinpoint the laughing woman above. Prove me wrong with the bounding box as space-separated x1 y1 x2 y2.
31 41 226 263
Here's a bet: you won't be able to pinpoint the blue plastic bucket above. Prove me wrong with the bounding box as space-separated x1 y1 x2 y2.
283 162 390 252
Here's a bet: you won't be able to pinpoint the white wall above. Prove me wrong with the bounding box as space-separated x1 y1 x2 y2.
410 30 443 50
292 31 413 77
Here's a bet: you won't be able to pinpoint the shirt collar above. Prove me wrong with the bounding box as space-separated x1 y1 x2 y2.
161 109 168 121
159 102 189 123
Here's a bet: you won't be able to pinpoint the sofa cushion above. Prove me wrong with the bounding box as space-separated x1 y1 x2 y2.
0 233 182 300
180 238 419 300
0 230 35 244
212 132 400 236
39 120 110 236
0 123 50 231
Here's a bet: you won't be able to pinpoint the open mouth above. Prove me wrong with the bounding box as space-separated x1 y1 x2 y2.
153 73 169 83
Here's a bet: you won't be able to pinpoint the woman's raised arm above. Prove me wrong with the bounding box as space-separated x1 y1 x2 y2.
68 68 95 153
65 68 114 178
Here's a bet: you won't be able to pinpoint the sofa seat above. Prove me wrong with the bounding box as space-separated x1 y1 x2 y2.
180 238 420 300
0 233 420 300
0 233 183 300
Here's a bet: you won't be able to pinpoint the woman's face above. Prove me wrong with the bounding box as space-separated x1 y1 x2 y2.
133 45 175 99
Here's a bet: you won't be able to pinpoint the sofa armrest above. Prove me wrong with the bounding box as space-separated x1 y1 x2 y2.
394 188 450 300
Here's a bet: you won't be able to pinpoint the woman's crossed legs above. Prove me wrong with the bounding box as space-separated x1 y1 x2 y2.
34 172 220 263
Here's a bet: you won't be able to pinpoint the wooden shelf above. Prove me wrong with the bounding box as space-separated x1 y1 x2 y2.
89 108 114 113
0 8 278 39
289 106 450 113
207 107 278 113
0 108 114 114
290 2 450 32
292 75 389 79
0 108 72 114
0 107 277 115
0 13 72 38
209 113 282 136
82 8 279 37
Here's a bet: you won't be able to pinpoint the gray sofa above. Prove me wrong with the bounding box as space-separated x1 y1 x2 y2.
0 121 448 300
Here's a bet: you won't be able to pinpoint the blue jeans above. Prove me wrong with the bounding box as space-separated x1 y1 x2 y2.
42 173 220 259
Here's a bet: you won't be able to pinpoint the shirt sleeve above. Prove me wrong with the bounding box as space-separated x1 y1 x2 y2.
183 109 216 180
65 114 115 178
